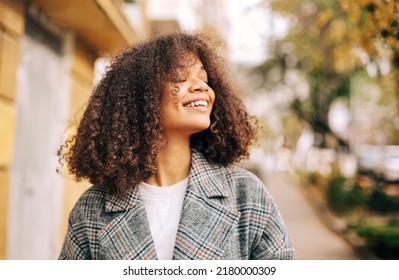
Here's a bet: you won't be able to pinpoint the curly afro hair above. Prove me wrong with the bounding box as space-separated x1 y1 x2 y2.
58 32 259 193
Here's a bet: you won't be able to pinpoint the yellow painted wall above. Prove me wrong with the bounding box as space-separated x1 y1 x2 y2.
0 101 16 168
1 0 138 258
58 42 94 250
0 170 10 260
0 30 20 102
68 43 95 121
0 0 24 260
0 0 95 259
0 0 25 37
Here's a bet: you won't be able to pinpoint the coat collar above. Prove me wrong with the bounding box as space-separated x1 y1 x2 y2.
104 149 229 213
99 149 240 260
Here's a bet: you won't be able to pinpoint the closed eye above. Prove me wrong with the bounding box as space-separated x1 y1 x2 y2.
172 79 187 84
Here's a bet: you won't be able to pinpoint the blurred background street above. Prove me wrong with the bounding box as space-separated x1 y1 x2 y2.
1 0 398 259
265 171 362 260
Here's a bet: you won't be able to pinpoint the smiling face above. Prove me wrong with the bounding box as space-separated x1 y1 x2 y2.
161 55 215 139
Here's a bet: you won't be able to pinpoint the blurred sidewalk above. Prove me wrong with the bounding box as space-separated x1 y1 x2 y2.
262 171 362 260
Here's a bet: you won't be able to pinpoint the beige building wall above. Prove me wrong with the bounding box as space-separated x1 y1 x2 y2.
0 0 24 260
0 0 143 259
59 41 94 248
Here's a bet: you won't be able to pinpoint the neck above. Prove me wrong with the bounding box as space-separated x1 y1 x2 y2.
145 134 191 187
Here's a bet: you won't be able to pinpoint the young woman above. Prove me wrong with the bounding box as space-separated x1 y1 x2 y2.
58 32 293 260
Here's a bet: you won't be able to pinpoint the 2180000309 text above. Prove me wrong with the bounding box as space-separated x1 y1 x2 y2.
216 266 276 276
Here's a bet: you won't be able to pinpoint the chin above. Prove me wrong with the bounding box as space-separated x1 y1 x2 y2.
189 123 211 134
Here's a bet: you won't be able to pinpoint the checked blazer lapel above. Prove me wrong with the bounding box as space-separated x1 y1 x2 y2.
97 150 240 260
172 151 241 260
98 188 158 260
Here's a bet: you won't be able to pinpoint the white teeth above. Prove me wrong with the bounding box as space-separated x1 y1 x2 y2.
184 100 208 108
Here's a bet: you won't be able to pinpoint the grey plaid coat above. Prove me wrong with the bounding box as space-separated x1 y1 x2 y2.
59 150 294 260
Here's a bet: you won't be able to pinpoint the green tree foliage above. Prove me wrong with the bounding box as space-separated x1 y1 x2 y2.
256 0 399 148
326 175 365 214
355 219 399 259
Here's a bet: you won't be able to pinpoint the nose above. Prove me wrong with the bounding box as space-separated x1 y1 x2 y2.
189 78 209 93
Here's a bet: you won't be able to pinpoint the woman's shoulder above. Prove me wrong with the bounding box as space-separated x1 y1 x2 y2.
67 185 107 222
223 164 265 188
221 164 281 215
76 184 107 204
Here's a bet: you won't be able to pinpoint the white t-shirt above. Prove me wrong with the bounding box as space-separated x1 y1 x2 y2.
138 177 188 260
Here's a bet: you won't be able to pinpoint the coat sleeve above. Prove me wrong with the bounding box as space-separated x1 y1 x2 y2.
58 207 92 260
59 229 85 259
249 186 294 260
58 215 91 260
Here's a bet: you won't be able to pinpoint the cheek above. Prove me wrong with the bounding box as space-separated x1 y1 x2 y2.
169 84 185 103
163 86 181 108
162 98 182 121
210 90 216 106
